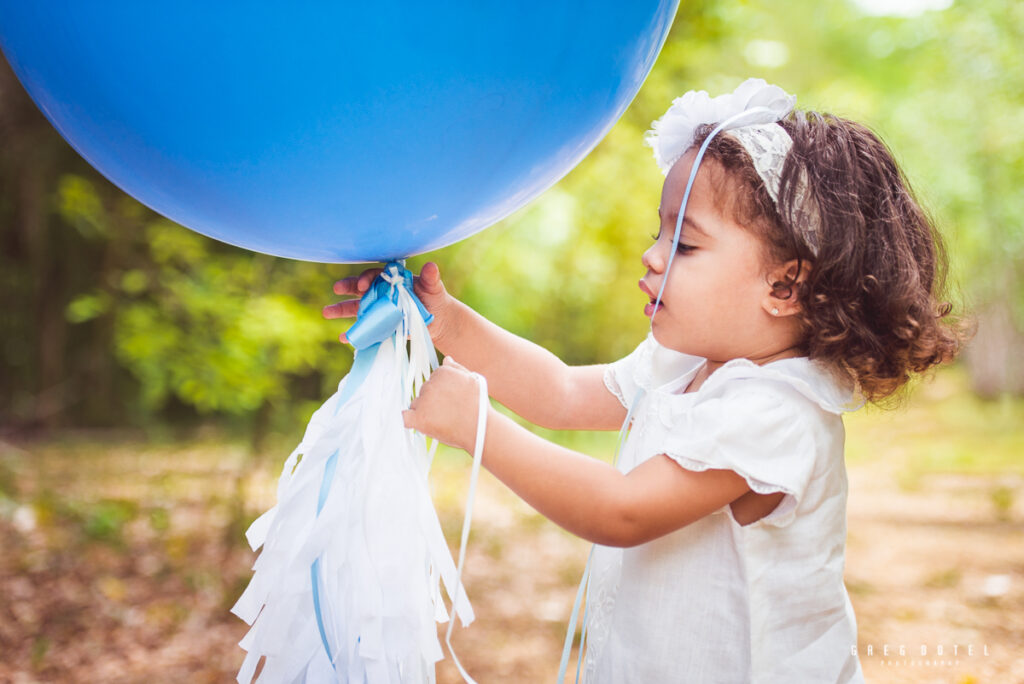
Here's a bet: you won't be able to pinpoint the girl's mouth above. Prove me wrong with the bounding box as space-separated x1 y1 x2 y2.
644 297 664 317
639 280 664 318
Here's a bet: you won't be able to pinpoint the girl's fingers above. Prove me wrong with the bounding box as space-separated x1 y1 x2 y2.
333 268 384 295
322 299 361 319
330 264 446 345
332 276 359 295
414 262 445 297
335 264 442 297
325 265 389 318
420 262 441 291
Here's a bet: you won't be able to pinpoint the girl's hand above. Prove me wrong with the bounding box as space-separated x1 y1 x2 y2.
323 261 459 346
402 356 484 453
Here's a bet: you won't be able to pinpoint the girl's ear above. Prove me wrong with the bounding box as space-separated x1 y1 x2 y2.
763 259 810 317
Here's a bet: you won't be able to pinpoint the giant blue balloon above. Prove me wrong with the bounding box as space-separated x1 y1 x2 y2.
0 3 677 263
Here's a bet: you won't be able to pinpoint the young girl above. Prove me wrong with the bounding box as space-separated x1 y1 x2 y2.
324 79 962 683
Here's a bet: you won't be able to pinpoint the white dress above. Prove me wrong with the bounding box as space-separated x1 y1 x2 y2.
584 333 865 683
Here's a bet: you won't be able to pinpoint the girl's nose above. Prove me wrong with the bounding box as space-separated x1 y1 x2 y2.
642 240 665 273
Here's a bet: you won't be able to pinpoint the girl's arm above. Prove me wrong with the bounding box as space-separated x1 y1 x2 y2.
326 262 627 431
433 298 627 431
403 358 752 547
483 408 751 546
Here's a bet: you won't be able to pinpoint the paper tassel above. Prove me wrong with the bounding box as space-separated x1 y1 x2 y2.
232 263 475 683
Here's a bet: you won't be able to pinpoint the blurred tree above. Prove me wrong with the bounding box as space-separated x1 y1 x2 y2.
0 57 96 428
55 176 357 445
1 57 354 437
2 0 1022 438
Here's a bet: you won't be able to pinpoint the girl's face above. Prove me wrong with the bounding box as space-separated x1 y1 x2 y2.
640 149 780 363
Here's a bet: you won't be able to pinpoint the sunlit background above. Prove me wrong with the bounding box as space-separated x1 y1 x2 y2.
1 1 1021 682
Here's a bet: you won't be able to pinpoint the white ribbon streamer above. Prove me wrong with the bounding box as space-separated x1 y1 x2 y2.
443 371 488 684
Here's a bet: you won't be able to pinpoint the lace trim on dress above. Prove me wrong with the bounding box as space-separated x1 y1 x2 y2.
663 451 800 528
602 366 630 410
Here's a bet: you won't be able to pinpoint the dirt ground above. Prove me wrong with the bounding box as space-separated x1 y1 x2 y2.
0 434 1021 683
843 461 1024 684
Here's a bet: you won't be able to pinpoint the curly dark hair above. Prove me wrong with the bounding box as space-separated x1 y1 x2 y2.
692 112 966 403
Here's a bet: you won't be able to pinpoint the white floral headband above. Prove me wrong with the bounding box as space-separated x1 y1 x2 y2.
645 78 821 256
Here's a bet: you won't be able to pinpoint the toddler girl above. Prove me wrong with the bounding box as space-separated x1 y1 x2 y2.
324 79 963 683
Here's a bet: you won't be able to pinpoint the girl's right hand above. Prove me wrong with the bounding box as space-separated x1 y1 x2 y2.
323 261 458 346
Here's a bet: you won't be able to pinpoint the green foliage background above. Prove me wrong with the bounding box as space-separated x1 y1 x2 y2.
2 0 1021 437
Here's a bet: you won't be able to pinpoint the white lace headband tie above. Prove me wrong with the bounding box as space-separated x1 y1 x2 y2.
727 124 792 205
645 78 822 256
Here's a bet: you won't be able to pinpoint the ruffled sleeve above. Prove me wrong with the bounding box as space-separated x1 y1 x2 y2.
652 379 823 528
602 336 652 409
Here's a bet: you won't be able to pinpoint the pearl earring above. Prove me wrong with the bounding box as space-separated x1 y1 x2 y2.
770 307 780 316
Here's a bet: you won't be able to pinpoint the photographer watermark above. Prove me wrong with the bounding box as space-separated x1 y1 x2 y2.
853 643 991 667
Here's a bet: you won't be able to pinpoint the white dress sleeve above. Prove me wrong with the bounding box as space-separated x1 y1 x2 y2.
653 379 821 528
602 335 654 409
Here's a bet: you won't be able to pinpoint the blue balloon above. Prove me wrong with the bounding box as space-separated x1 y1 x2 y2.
0 3 677 263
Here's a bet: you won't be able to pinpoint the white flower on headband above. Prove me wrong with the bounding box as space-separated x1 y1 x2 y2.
646 78 824 257
645 78 796 174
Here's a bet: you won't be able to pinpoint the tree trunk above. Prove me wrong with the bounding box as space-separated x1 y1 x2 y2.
964 298 1024 398
19 152 69 428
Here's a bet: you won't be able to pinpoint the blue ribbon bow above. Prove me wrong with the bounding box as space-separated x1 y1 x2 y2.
345 260 433 351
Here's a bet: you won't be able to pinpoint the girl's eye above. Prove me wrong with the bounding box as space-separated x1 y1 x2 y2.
651 230 696 253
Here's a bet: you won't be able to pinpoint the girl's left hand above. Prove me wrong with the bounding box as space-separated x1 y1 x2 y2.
402 356 484 453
